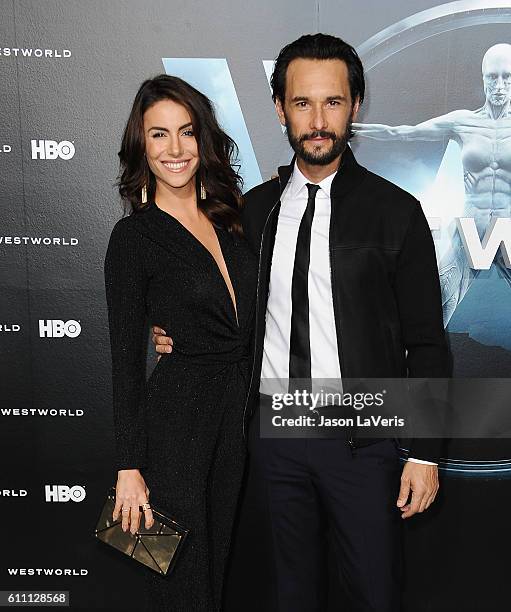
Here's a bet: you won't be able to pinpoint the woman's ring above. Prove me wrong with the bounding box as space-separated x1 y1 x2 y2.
141 502 151 511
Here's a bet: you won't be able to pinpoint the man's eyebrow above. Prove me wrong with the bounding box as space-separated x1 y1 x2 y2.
290 95 348 103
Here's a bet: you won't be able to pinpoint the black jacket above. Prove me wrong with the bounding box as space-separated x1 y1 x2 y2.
240 145 452 463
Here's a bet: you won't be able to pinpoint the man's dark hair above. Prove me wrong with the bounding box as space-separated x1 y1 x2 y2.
270 33 365 107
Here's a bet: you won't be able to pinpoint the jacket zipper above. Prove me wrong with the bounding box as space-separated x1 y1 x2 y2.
328 211 353 452
242 178 282 442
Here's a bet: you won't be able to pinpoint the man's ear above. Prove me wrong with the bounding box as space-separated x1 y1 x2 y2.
275 97 286 127
351 96 361 121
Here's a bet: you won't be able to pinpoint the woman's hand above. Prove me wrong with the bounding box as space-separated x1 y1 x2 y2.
151 326 173 362
112 469 154 534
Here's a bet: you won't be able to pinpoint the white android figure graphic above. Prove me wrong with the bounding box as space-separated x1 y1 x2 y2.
354 43 511 327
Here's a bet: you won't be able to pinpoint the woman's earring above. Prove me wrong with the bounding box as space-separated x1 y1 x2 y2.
200 182 206 200
141 184 147 204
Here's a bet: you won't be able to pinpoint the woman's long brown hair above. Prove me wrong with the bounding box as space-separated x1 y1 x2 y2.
117 74 243 233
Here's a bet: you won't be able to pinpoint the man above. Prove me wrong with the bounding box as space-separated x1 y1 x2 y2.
152 34 451 611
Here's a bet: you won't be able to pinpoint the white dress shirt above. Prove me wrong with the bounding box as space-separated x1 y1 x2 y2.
259 160 435 466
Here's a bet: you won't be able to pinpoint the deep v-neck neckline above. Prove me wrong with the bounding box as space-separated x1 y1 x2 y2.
151 201 239 327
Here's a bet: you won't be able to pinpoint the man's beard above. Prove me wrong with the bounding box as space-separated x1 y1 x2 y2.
285 114 353 166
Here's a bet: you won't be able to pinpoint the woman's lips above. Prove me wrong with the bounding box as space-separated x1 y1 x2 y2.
161 160 191 173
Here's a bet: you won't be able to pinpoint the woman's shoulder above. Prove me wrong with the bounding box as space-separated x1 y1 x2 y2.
104 211 155 274
110 213 133 229
106 214 155 264
108 205 156 240
107 214 137 245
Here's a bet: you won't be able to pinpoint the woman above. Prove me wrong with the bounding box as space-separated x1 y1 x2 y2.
104 74 257 611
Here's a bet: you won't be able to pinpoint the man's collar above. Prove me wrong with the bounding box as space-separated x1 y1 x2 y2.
288 160 336 198
276 144 366 200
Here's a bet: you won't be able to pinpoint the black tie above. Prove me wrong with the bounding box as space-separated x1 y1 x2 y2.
289 182 320 391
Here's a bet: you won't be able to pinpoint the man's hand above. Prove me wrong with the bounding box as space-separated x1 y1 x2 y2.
396 461 439 519
151 326 173 361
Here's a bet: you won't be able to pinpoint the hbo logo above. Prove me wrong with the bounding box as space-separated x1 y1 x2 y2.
31 139 75 160
39 319 81 338
45 485 86 503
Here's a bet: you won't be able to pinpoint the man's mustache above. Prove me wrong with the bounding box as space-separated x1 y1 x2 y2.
299 130 337 143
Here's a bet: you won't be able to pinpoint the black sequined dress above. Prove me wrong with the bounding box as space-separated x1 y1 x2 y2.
104 201 257 611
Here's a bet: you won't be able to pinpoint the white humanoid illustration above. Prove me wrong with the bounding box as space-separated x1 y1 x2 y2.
353 43 511 327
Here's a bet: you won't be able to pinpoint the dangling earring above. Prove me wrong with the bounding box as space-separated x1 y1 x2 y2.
141 184 147 204
200 182 206 200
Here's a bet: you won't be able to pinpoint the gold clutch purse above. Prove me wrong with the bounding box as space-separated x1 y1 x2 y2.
94 486 189 576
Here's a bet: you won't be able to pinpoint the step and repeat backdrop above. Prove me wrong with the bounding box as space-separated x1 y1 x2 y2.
1 0 510 610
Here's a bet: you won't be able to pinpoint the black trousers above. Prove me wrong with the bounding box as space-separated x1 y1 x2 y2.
225 404 403 612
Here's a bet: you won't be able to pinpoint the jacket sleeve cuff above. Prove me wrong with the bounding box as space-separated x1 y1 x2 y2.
407 457 438 465
407 437 446 464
